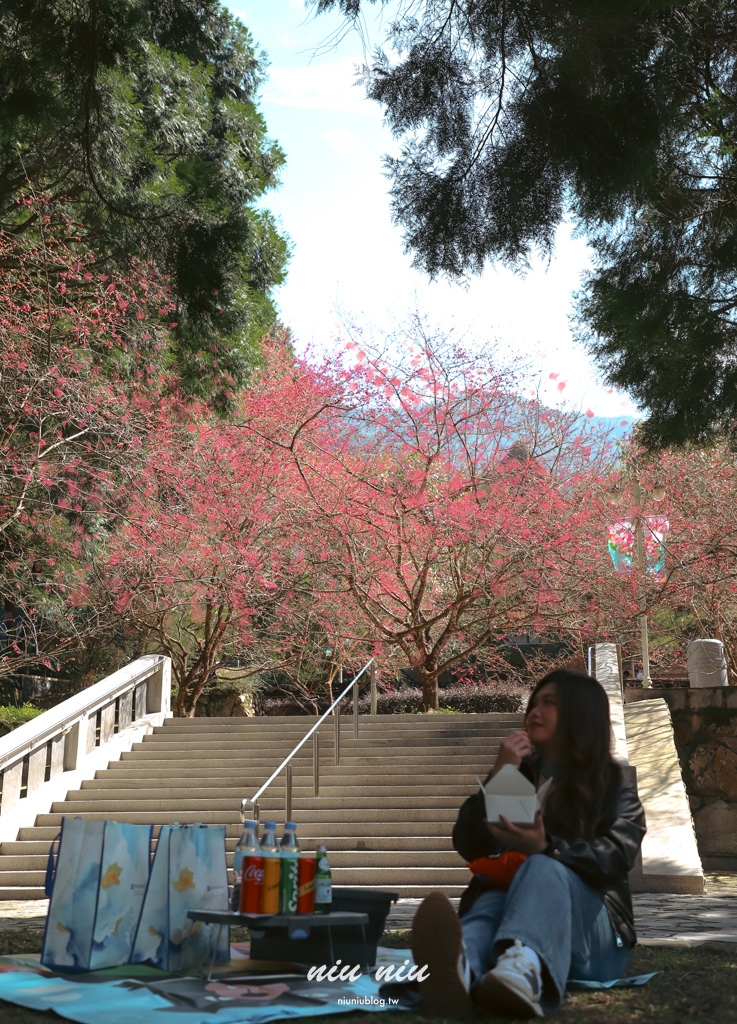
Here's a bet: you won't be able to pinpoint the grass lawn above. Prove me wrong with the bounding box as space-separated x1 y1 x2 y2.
1 930 736 1023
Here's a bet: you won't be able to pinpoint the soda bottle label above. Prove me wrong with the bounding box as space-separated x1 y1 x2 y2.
279 855 299 914
314 877 332 904
240 856 264 914
260 853 281 914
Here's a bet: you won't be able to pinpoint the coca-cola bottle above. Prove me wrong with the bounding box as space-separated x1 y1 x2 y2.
231 818 260 912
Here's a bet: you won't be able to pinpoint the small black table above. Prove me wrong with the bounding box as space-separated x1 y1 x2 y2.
187 909 370 978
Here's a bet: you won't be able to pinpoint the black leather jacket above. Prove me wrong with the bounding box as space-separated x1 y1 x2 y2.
452 754 646 947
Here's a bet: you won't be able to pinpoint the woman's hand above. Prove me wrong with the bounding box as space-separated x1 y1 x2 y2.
490 730 532 777
486 811 547 855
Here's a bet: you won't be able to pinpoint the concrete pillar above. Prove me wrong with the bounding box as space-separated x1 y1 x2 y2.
26 746 46 795
63 715 90 771
0 760 23 815
119 691 133 731
146 658 171 716
49 734 65 779
100 703 115 744
590 643 629 765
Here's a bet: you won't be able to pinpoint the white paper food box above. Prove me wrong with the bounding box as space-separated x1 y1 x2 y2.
476 764 553 824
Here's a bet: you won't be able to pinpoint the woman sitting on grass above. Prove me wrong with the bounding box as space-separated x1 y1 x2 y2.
410 669 646 1019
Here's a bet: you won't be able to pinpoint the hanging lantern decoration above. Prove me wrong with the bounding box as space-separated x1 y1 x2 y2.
607 517 669 579
607 520 635 574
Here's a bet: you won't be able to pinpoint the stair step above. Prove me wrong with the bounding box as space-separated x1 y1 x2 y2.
0 855 462 881
0 855 50 871
136 735 501 746
0 835 458 860
0 865 470 887
330 867 470 884
0 884 469 902
0 887 47 901
0 871 47 886
0 842 57 856
159 714 523 726
71 785 476 800
32 810 458 826
51 795 467 813
4 827 460 851
81 775 481 789
118 753 496 764
151 729 511 737
97 766 481 780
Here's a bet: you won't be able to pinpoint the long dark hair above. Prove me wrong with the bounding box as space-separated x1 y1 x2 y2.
525 669 621 839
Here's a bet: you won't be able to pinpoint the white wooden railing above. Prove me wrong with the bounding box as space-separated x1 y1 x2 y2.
0 655 171 840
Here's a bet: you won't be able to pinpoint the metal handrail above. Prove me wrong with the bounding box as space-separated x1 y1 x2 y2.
241 658 376 824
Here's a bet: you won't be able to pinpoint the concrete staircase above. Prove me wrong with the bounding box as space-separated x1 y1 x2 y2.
0 712 523 900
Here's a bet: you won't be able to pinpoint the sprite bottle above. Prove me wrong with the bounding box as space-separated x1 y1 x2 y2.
278 821 300 914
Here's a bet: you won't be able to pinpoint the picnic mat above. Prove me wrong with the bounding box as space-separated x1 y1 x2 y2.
0 942 659 1023
0 944 411 1023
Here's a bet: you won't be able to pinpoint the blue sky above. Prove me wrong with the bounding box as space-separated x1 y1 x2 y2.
229 1 638 424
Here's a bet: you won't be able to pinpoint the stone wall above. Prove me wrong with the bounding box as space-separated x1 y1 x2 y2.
193 685 254 717
625 686 737 860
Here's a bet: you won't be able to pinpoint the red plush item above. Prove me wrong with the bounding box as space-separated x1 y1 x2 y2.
468 852 528 889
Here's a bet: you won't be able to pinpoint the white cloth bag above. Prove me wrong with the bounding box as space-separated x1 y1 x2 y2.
131 823 229 970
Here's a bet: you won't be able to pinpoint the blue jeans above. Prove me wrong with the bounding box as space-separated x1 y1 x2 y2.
460 854 631 1012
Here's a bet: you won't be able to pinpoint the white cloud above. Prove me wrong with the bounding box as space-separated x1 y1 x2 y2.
322 129 360 154
264 60 381 116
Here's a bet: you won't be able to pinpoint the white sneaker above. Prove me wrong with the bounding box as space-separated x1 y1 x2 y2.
475 939 544 1018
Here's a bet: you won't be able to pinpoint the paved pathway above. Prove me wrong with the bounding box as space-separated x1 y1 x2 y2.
383 873 737 947
2 874 737 946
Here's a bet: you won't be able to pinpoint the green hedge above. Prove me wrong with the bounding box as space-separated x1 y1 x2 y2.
257 683 530 716
0 703 43 731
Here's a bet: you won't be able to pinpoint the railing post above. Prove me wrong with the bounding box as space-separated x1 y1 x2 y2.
334 701 341 766
286 763 293 822
334 666 342 767
313 730 320 797
370 661 377 716
240 796 260 827
353 681 359 738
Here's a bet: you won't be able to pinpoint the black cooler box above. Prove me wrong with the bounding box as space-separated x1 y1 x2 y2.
248 888 399 967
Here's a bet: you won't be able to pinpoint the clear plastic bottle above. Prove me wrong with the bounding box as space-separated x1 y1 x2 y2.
262 821 279 852
314 844 332 915
230 819 260 912
260 822 281 913
279 821 300 914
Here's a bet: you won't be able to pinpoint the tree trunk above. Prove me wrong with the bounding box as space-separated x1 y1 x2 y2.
419 667 439 711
